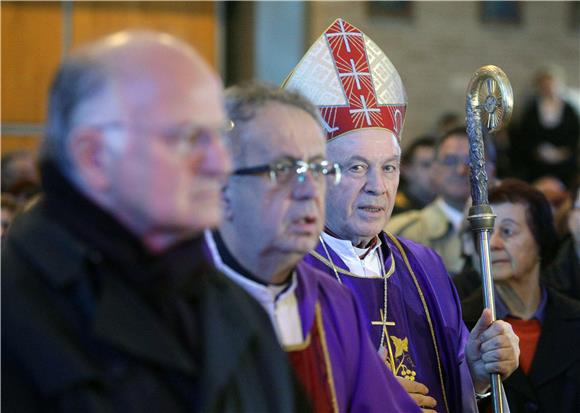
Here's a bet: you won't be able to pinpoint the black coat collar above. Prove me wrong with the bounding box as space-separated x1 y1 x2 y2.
8 161 272 399
462 287 580 390
528 289 580 386
8 199 199 376
8 197 265 396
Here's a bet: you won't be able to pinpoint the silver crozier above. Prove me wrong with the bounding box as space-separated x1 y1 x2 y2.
466 65 514 413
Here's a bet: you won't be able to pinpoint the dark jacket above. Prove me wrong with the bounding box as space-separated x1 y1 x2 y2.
462 287 580 413
1 165 309 413
543 236 580 301
513 98 579 184
452 260 482 301
392 184 431 215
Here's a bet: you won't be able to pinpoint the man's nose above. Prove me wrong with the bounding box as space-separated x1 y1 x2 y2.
292 171 323 200
195 131 232 178
456 157 470 174
364 168 387 195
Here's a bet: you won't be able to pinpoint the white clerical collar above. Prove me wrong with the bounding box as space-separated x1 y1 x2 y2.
436 197 464 232
204 230 303 346
320 231 383 277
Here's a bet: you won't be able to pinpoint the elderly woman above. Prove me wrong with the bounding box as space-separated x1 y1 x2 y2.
461 178 580 413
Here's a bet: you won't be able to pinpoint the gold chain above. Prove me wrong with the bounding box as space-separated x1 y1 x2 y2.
387 233 450 413
319 234 451 413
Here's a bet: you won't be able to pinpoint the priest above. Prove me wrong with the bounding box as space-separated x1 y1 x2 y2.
205 81 420 412
284 18 520 413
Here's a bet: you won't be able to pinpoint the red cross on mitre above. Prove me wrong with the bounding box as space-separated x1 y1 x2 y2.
321 18 405 142
320 104 406 141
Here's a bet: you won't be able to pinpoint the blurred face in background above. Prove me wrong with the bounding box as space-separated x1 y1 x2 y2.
569 188 580 246
433 134 470 210
537 73 560 99
1 206 14 240
402 144 435 197
2 151 39 192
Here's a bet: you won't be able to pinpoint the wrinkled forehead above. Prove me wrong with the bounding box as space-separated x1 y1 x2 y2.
491 201 530 224
239 103 326 161
327 128 400 160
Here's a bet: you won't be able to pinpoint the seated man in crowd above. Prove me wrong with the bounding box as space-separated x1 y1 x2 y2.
0 149 41 206
2 30 308 412
392 135 437 215
205 82 420 412
1 192 17 240
285 18 519 412
388 127 497 275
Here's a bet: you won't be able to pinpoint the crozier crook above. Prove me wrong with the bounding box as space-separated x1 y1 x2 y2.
466 65 514 413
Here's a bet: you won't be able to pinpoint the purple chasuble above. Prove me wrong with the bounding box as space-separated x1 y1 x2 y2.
293 261 421 413
203 233 419 413
304 233 478 413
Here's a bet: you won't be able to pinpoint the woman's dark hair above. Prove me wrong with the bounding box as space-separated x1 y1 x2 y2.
489 178 558 268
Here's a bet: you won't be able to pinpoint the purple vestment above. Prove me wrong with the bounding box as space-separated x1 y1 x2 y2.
304 232 478 413
203 232 420 412
293 261 421 412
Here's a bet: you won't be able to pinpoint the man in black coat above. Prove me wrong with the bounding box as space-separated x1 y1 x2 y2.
1 30 308 413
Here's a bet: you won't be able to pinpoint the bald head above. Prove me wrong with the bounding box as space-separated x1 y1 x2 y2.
42 30 231 251
43 30 220 176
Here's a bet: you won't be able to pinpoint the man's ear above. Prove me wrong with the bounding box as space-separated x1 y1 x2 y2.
221 182 233 221
68 128 113 192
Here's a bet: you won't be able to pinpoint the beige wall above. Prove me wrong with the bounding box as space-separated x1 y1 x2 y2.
308 1 580 147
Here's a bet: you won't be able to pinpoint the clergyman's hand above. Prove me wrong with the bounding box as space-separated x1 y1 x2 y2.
466 308 520 393
396 377 437 413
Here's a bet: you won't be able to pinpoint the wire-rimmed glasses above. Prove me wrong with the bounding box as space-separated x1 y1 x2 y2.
232 157 341 186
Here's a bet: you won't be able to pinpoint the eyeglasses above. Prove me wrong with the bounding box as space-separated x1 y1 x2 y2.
88 119 234 154
438 155 470 168
232 158 341 186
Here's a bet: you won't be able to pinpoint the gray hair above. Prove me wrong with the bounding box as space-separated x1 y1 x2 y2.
41 53 109 177
224 81 324 165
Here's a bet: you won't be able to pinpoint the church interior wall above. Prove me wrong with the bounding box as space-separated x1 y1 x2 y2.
2 1 578 154
307 1 580 146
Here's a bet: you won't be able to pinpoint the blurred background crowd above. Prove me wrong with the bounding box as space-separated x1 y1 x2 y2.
2 1 579 283
2 0 579 288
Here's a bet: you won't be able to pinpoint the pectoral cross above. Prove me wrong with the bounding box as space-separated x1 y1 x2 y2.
371 309 395 328
372 309 397 372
